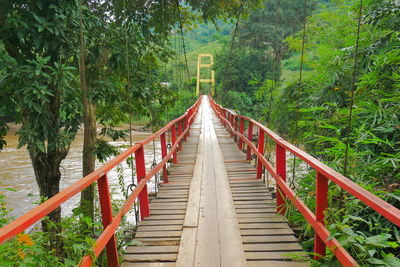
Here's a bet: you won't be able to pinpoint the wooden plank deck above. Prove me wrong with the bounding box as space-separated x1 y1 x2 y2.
122 96 308 267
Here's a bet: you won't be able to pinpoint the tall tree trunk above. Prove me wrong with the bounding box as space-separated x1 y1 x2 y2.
29 149 67 255
79 0 96 220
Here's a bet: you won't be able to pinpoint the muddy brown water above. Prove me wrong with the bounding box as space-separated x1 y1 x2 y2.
0 128 163 224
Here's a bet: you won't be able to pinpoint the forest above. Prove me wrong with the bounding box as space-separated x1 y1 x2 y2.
0 0 399 266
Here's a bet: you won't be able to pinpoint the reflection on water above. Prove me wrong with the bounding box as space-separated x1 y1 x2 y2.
0 128 164 222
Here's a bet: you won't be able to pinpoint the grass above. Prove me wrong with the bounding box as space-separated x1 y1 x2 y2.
165 34 230 82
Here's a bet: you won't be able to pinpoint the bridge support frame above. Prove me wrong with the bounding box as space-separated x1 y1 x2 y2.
196 53 215 96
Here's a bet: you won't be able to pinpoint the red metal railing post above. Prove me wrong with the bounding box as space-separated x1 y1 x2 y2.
246 122 253 160
135 146 150 220
256 129 265 179
314 171 328 259
160 133 168 183
184 112 190 141
97 174 119 267
223 110 226 127
178 120 183 151
230 113 236 138
171 124 178 164
238 118 244 150
276 144 287 215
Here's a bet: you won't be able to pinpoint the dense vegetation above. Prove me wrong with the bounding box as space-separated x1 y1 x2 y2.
0 0 399 265
214 0 400 265
0 0 255 265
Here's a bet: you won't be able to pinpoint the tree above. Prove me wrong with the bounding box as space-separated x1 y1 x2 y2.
0 1 81 250
238 0 314 79
0 0 260 241
215 0 315 122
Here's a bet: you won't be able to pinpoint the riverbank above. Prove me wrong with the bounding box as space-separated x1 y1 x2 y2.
0 123 160 221
6 121 150 133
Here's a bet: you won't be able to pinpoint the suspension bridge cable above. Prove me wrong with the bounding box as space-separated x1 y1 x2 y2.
123 0 139 223
222 8 242 93
291 0 308 189
174 29 179 89
343 0 363 177
176 1 191 84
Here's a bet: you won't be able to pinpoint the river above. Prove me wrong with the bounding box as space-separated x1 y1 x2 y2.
0 126 163 223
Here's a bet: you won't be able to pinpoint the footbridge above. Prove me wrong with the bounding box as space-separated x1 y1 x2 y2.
1 96 399 267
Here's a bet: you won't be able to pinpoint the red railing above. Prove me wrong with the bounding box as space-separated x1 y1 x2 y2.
209 96 400 267
0 97 202 266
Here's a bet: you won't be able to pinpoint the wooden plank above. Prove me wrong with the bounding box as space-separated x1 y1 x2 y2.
135 231 182 238
124 253 177 262
247 261 310 267
135 239 180 246
139 220 183 226
232 190 270 193
175 227 197 267
137 225 182 232
238 217 286 223
242 235 298 243
236 208 275 214
241 228 294 236
182 112 204 228
234 200 275 205
176 99 205 267
194 101 221 266
125 246 179 254
235 206 276 211
246 251 306 260
211 102 247 267
237 213 282 218
233 196 273 201
150 206 187 211
244 243 303 252
122 262 176 267
150 199 188 203
144 215 185 220
233 194 272 198
150 210 186 215
239 223 290 229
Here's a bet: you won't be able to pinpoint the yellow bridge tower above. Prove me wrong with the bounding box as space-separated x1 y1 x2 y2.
196 53 215 96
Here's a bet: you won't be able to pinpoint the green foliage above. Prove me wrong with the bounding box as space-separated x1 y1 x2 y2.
0 213 98 266
214 0 316 114
0 1 82 156
213 0 400 265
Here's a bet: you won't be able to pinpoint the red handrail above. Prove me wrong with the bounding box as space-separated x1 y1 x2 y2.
0 97 202 267
208 96 400 267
